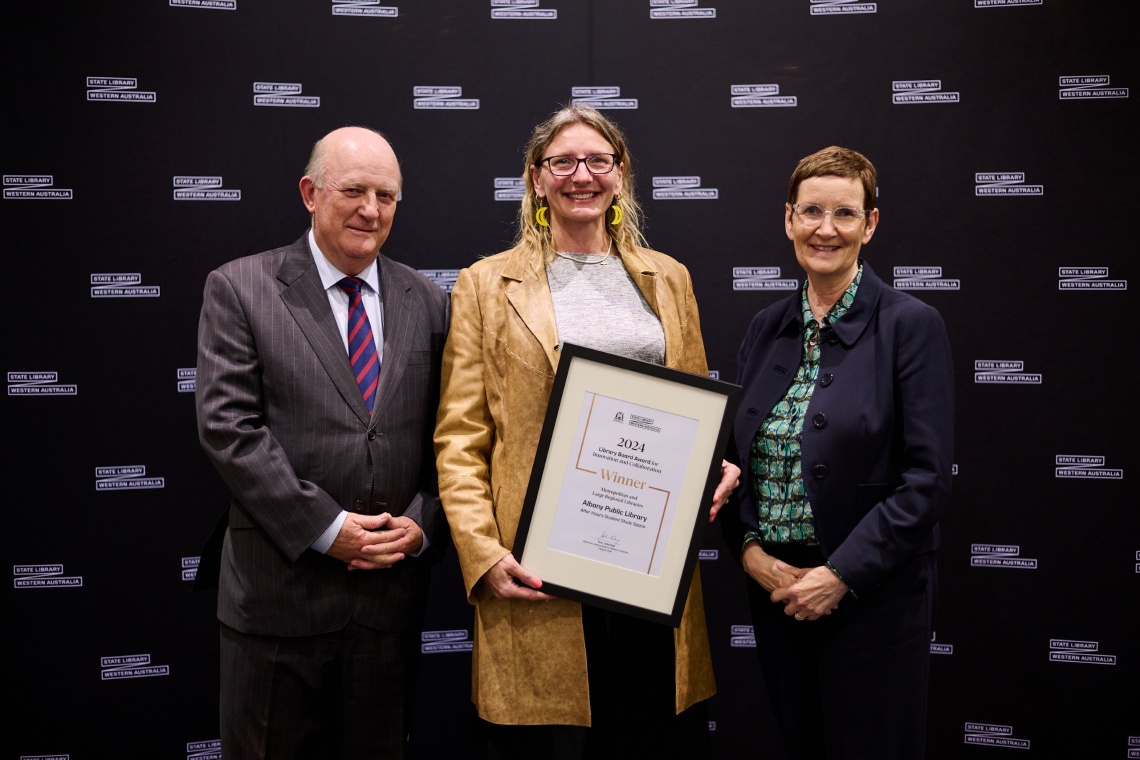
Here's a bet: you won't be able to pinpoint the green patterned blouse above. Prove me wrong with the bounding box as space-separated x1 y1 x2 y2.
744 265 863 548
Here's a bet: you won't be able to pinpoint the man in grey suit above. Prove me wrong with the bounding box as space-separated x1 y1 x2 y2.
196 126 449 759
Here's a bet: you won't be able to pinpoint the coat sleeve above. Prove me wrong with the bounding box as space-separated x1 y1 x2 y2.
827 303 955 595
195 267 342 561
434 267 511 601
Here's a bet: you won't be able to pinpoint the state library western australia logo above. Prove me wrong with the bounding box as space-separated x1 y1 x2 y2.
182 556 200 582
973 360 1041 384
413 87 480 109
1058 266 1126 290
185 740 222 760
491 0 556 19
3 175 73 200
331 0 398 16
1048 638 1117 665
178 368 196 393
493 177 524 201
418 269 460 293
101 653 170 680
652 176 719 200
90 273 160 298
649 0 717 19
732 267 798 292
253 82 320 108
171 0 235 8
975 0 1039 6
810 0 877 14
87 76 156 102
173 176 241 201
963 723 1030 750
971 543 1038 569
1054 454 1122 480
422 629 473 653
730 84 797 108
8 371 77 396
571 87 638 109
893 266 960 290
892 79 959 104
1059 75 1128 100
95 465 165 491
975 172 1042 196
13 564 83 589
729 624 755 648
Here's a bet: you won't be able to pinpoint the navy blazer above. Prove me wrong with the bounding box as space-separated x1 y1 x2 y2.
723 262 954 596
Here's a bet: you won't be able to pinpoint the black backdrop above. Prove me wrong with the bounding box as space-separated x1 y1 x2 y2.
3 1 1136 758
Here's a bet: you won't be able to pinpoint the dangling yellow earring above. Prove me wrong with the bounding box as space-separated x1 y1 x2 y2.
536 204 549 227
610 203 623 226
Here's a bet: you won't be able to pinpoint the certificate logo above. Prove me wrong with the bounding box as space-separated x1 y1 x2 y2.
970 543 1038 569
91 273 160 298
185 740 222 760
332 0 398 16
101 653 170 681
892 79 960 104
1058 266 1127 291
930 631 953 655
491 0 556 19
421 629 473 653
181 556 199 582
973 360 1041 385
963 722 1031 750
173 176 241 201
493 176 525 201
95 465 166 492
1049 638 1117 665
253 82 320 108
87 76 156 103
975 171 1042 196
13 564 83 589
810 0 877 15
975 0 1039 6
732 266 799 291
729 624 755 648
650 0 717 19
893 266 960 290
1059 75 1128 100
178 368 196 393
651 176 718 200
413 86 480 110
8 371 77 396
571 86 638 110
3 175 73 200
1054 454 1122 480
418 269 460 293
730 83 798 108
171 0 235 8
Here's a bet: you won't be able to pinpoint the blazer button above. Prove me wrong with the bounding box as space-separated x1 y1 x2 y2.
820 373 833 387
812 464 828 479
367 429 377 441
812 412 827 429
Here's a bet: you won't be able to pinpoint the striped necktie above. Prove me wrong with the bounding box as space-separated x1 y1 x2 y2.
336 277 380 413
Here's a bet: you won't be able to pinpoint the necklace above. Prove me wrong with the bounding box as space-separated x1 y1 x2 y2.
554 238 613 265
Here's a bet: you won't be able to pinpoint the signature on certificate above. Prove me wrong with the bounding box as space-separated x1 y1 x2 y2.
596 530 622 546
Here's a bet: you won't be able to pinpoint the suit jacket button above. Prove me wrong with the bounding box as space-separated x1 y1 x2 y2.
812 412 827 429
367 429 377 441
812 464 828 479
820 373 833 387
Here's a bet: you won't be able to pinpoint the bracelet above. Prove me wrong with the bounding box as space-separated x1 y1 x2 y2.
825 560 859 600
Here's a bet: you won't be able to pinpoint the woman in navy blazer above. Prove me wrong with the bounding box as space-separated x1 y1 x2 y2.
722 147 954 759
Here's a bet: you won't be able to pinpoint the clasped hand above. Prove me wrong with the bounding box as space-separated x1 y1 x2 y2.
328 512 423 570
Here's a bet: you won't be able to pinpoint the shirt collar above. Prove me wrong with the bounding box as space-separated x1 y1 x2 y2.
307 228 381 295
800 263 863 329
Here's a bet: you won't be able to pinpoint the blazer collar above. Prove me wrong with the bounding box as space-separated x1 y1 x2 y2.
776 259 884 347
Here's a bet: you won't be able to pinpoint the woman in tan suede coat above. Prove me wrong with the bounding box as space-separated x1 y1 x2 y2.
434 106 739 759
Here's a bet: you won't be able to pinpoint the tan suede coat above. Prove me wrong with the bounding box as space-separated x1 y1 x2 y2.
434 243 716 725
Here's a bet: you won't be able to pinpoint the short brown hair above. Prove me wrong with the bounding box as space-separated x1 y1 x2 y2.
787 146 877 211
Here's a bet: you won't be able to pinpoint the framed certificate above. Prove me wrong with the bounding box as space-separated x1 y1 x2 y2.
514 343 739 626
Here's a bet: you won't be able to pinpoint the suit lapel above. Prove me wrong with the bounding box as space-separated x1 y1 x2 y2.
502 248 560 372
277 238 373 424
372 254 415 423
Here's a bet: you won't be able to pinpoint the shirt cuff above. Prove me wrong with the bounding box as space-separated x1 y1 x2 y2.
311 511 349 554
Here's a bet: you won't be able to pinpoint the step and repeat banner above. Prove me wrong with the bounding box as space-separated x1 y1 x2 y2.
2 1 1135 757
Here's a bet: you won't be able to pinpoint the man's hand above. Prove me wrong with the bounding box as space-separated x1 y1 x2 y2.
327 513 422 570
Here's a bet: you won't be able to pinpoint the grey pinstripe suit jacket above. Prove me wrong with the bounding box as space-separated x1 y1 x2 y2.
196 235 449 636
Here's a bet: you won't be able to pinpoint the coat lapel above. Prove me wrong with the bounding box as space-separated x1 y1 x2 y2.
501 248 560 372
372 253 415 423
276 239 373 425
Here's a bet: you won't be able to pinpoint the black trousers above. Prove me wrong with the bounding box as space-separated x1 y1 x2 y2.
748 545 936 760
219 621 419 760
478 605 711 760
